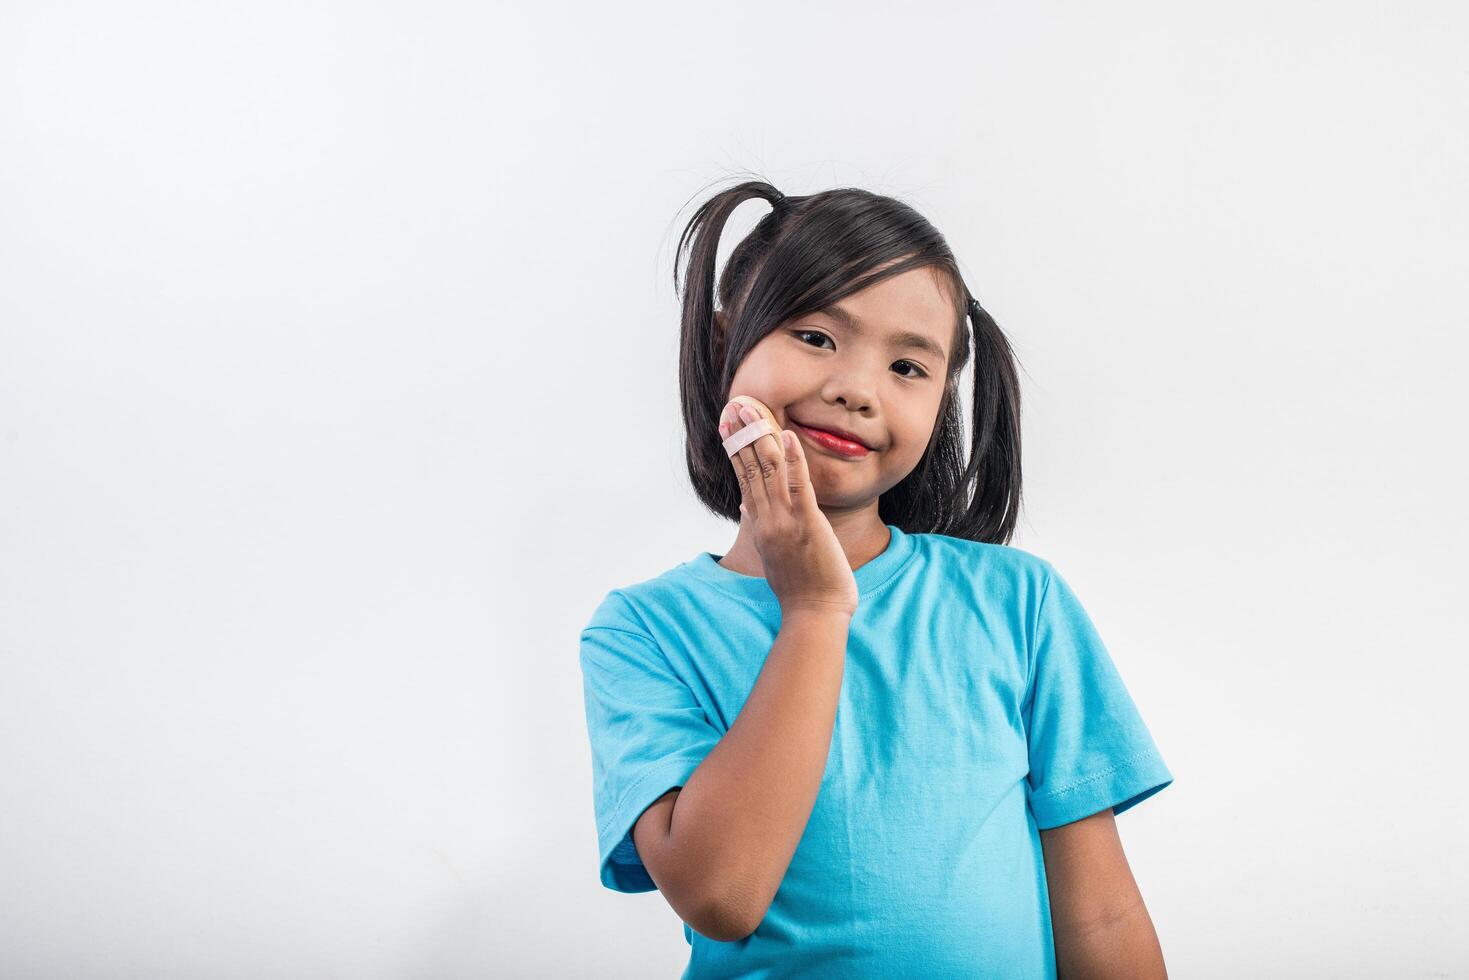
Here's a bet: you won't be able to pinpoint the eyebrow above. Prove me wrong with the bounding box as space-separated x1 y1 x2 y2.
815 303 949 363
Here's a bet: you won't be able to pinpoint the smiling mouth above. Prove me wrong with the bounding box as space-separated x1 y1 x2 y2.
789 421 873 458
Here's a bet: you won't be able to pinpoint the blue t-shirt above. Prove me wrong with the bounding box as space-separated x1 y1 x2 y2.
578 524 1173 979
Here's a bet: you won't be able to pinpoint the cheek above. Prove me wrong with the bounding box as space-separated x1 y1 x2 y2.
889 414 943 463
728 346 801 401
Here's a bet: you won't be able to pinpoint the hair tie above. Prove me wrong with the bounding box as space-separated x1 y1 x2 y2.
770 190 787 206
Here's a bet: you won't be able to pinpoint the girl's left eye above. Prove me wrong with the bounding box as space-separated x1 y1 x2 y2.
793 330 929 379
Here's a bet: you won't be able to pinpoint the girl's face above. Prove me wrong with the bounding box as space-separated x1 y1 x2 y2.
725 265 955 511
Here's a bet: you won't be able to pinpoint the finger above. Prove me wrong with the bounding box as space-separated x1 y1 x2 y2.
771 429 795 511
729 404 767 513
749 412 793 512
718 402 753 509
734 403 781 513
783 428 816 514
722 400 771 515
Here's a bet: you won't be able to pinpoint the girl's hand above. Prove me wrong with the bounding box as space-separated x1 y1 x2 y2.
719 396 859 618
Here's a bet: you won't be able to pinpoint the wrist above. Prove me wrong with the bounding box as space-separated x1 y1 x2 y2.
778 602 855 624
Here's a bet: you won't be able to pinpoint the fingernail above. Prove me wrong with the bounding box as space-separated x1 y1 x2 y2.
739 406 756 422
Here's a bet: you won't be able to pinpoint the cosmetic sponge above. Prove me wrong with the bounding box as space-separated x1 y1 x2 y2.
722 395 784 458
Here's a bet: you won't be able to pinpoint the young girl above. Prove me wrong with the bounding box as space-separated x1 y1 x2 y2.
579 181 1174 978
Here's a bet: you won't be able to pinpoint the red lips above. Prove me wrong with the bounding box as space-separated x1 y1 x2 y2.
789 418 875 450
789 422 873 458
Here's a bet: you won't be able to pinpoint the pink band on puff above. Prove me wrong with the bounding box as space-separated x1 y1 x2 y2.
722 418 775 457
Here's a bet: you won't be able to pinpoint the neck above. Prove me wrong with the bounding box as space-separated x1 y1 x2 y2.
717 503 891 578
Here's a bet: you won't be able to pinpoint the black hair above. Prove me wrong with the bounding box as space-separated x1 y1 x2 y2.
674 178 1023 544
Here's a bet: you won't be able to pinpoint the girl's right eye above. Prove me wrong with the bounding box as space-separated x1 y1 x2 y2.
793 329 831 348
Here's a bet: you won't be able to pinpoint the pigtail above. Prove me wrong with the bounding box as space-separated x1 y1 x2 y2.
673 180 785 508
960 298 1023 542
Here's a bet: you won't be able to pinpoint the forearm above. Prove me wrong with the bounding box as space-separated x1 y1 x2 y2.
1055 906 1168 980
667 608 850 935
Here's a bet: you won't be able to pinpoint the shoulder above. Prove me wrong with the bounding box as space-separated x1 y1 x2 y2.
583 580 672 636
575 549 708 625
581 558 763 667
909 531 1057 597
579 580 688 679
581 559 726 636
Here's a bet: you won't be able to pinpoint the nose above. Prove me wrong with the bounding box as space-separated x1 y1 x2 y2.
817 356 880 416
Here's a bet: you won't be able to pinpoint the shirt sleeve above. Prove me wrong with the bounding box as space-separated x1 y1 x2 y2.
579 591 725 893
1022 562 1174 830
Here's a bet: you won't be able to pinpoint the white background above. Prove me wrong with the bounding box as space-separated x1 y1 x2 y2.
2 2 1466 977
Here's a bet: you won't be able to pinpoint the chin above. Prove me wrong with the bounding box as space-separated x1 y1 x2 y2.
810 483 876 507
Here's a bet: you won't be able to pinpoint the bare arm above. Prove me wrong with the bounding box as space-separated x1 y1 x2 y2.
632 608 850 941
1040 808 1168 979
1053 906 1167 980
